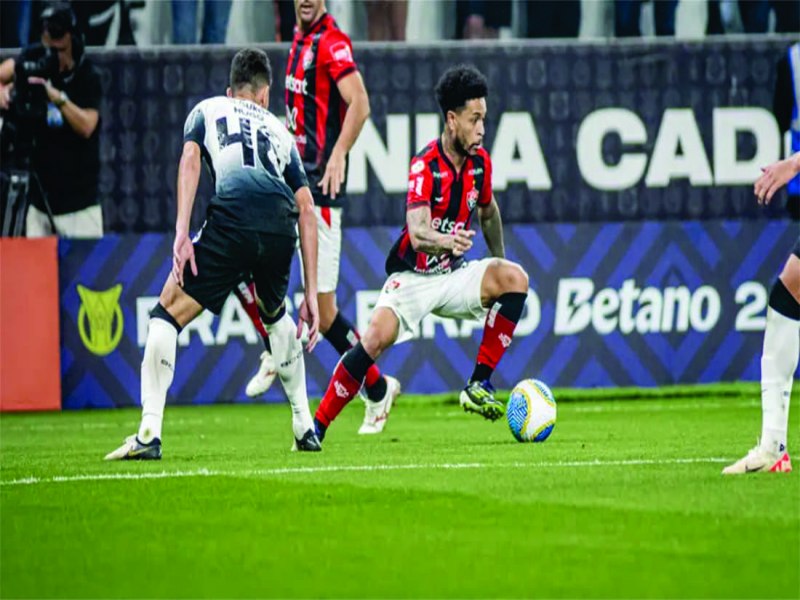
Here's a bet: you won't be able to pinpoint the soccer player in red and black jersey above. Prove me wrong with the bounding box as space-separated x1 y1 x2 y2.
312 65 531 442
240 0 400 435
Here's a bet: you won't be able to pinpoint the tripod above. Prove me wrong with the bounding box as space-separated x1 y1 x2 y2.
0 116 58 237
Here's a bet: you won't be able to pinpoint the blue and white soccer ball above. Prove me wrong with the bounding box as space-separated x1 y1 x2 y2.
506 379 556 443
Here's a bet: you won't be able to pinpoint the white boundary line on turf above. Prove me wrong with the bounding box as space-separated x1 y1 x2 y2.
0 457 733 488
0 418 212 432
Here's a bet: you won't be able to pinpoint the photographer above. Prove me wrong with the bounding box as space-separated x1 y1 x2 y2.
0 2 102 238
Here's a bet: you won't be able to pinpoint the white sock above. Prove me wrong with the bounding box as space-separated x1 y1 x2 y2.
759 307 799 455
265 310 313 438
138 318 177 443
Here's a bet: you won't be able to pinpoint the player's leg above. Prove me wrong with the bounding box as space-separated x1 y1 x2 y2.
105 219 248 460
315 270 429 440
104 276 203 460
434 258 529 421
253 232 321 451
314 307 400 442
724 248 799 474
319 289 401 434
235 280 276 397
313 206 395 407
472 258 529 383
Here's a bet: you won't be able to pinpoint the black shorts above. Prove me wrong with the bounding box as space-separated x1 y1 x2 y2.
181 216 296 315
793 237 800 259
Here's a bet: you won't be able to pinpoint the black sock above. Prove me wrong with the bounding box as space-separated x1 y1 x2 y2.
495 291 527 322
258 303 286 325
470 363 493 384
257 305 284 353
365 376 387 401
150 303 182 333
770 278 800 321
324 312 359 355
342 342 375 383
327 312 386 399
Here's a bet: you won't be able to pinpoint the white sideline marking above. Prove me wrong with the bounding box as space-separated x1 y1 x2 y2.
0 418 210 433
0 457 732 488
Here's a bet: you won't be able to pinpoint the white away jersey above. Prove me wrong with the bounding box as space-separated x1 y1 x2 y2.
183 96 308 235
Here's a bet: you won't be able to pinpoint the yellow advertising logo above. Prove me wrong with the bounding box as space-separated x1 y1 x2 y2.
77 284 124 356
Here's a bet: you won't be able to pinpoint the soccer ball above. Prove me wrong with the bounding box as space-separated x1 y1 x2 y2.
506 379 556 443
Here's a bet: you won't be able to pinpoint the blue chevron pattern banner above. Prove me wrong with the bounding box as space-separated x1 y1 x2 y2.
58 220 799 409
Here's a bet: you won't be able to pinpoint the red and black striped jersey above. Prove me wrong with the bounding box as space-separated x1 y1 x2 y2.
285 13 357 207
386 139 493 276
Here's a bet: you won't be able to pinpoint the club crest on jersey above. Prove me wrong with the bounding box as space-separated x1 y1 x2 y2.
302 48 314 70
410 160 425 174
76 284 124 356
466 187 479 211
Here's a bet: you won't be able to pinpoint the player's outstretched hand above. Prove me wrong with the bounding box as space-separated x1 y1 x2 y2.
319 148 346 200
172 231 197 287
451 229 475 257
755 155 800 205
297 294 320 352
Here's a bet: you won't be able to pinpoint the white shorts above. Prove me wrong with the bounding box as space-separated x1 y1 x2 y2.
375 258 493 343
26 204 103 239
299 206 342 294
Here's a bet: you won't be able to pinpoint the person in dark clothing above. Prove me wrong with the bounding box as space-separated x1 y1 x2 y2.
0 2 102 238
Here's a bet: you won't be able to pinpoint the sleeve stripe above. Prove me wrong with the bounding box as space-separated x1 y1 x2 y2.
407 200 429 208
333 66 357 82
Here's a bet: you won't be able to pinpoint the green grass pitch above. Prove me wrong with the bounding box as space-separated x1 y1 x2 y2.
1 383 798 599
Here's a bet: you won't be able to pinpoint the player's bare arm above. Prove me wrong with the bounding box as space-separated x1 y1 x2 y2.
755 152 800 205
478 196 505 258
296 185 320 351
407 204 474 257
172 141 201 287
320 71 370 199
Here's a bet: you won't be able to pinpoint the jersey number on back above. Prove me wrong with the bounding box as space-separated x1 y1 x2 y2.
216 116 284 178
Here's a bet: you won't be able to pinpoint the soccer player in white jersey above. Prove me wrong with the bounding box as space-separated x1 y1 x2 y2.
723 151 800 474
105 49 322 459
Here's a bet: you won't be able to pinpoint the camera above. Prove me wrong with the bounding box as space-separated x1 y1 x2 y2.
0 44 58 175
10 44 60 122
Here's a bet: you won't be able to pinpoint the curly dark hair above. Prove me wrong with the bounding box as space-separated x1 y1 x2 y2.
230 48 273 91
434 65 488 118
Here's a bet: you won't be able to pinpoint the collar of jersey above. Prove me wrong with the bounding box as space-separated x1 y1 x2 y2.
298 12 330 38
437 138 470 179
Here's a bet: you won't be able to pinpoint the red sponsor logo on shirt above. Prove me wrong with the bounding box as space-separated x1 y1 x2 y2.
331 42 352 63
